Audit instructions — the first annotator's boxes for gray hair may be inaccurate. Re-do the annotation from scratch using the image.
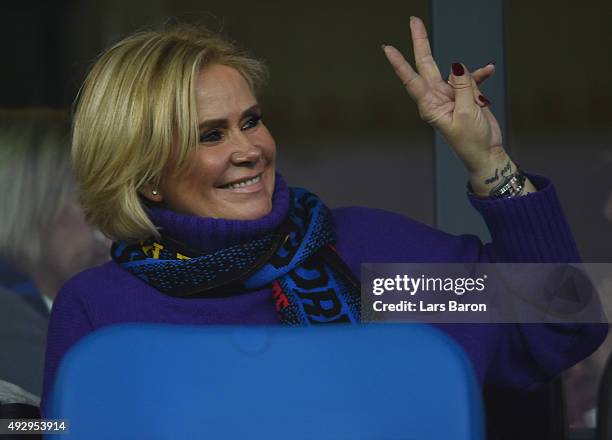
[0,109,73,272]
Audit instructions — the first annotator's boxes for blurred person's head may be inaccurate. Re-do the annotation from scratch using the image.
[72,24,274,243]
[0,109,109,301]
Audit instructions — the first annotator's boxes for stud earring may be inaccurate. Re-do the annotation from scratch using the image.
[152,189,159,196]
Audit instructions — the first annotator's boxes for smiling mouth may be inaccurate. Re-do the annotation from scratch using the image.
[218,173,262,190]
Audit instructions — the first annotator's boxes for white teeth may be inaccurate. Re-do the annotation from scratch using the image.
[222,175,261,189]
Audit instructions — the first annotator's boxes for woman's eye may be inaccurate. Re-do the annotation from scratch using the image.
[199,130,222,143]
[241,116,261,130]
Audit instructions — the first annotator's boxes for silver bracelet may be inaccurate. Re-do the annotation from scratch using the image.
[468,170,527,199]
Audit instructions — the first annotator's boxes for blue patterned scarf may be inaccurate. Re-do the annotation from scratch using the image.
[111,188,361,325]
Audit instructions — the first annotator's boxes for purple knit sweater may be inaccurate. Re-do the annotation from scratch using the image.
[41,173,607,410]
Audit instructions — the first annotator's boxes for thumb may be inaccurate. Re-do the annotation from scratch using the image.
[450,62,477,115]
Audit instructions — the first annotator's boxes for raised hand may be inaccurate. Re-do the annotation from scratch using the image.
[382,16,535,196]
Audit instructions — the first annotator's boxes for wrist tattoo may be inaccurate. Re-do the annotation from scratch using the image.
[483,160,512,185]
[500,160,512,177]
[484,168,499,184]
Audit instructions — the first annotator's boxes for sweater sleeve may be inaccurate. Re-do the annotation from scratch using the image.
[468,173,608,388]
[40,279,94,416]
[333,173,607,389]
[469,173,580,263]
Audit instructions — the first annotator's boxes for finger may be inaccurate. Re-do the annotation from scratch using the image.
[382,44,428,101]
[446,63,495,86]
[409,16,442,82]
[472,63,495,85]
[449,62,478,115]
[439,80,490,107]
[471,77,491,108]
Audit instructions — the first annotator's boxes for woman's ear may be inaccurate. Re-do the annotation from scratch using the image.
[139,182,163,203]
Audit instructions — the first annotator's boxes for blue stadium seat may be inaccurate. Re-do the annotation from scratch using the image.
[45,323,484,439]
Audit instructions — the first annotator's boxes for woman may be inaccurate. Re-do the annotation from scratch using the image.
[42,17,606,409]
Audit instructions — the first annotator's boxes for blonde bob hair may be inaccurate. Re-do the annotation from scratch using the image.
[72,24,268,242]
[0,109,73,272]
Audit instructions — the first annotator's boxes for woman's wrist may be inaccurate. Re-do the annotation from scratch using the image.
[467,152,536,198]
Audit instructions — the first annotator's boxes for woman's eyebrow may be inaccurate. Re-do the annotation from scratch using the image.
[198,104,261,131]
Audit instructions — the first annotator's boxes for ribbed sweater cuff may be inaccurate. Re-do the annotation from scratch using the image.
[468,173,580,262]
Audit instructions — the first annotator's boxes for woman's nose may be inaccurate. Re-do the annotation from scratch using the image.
[229,135,262,165]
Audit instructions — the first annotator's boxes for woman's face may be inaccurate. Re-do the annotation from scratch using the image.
[156,64,276,220]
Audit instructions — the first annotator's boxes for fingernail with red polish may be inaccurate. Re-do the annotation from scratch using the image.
[452,62,464,76]
[479,94,491,105]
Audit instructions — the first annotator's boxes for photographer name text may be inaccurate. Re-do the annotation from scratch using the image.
[370,274,488,313]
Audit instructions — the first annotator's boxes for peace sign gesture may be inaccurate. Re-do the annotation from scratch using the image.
[383,16,511,185]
